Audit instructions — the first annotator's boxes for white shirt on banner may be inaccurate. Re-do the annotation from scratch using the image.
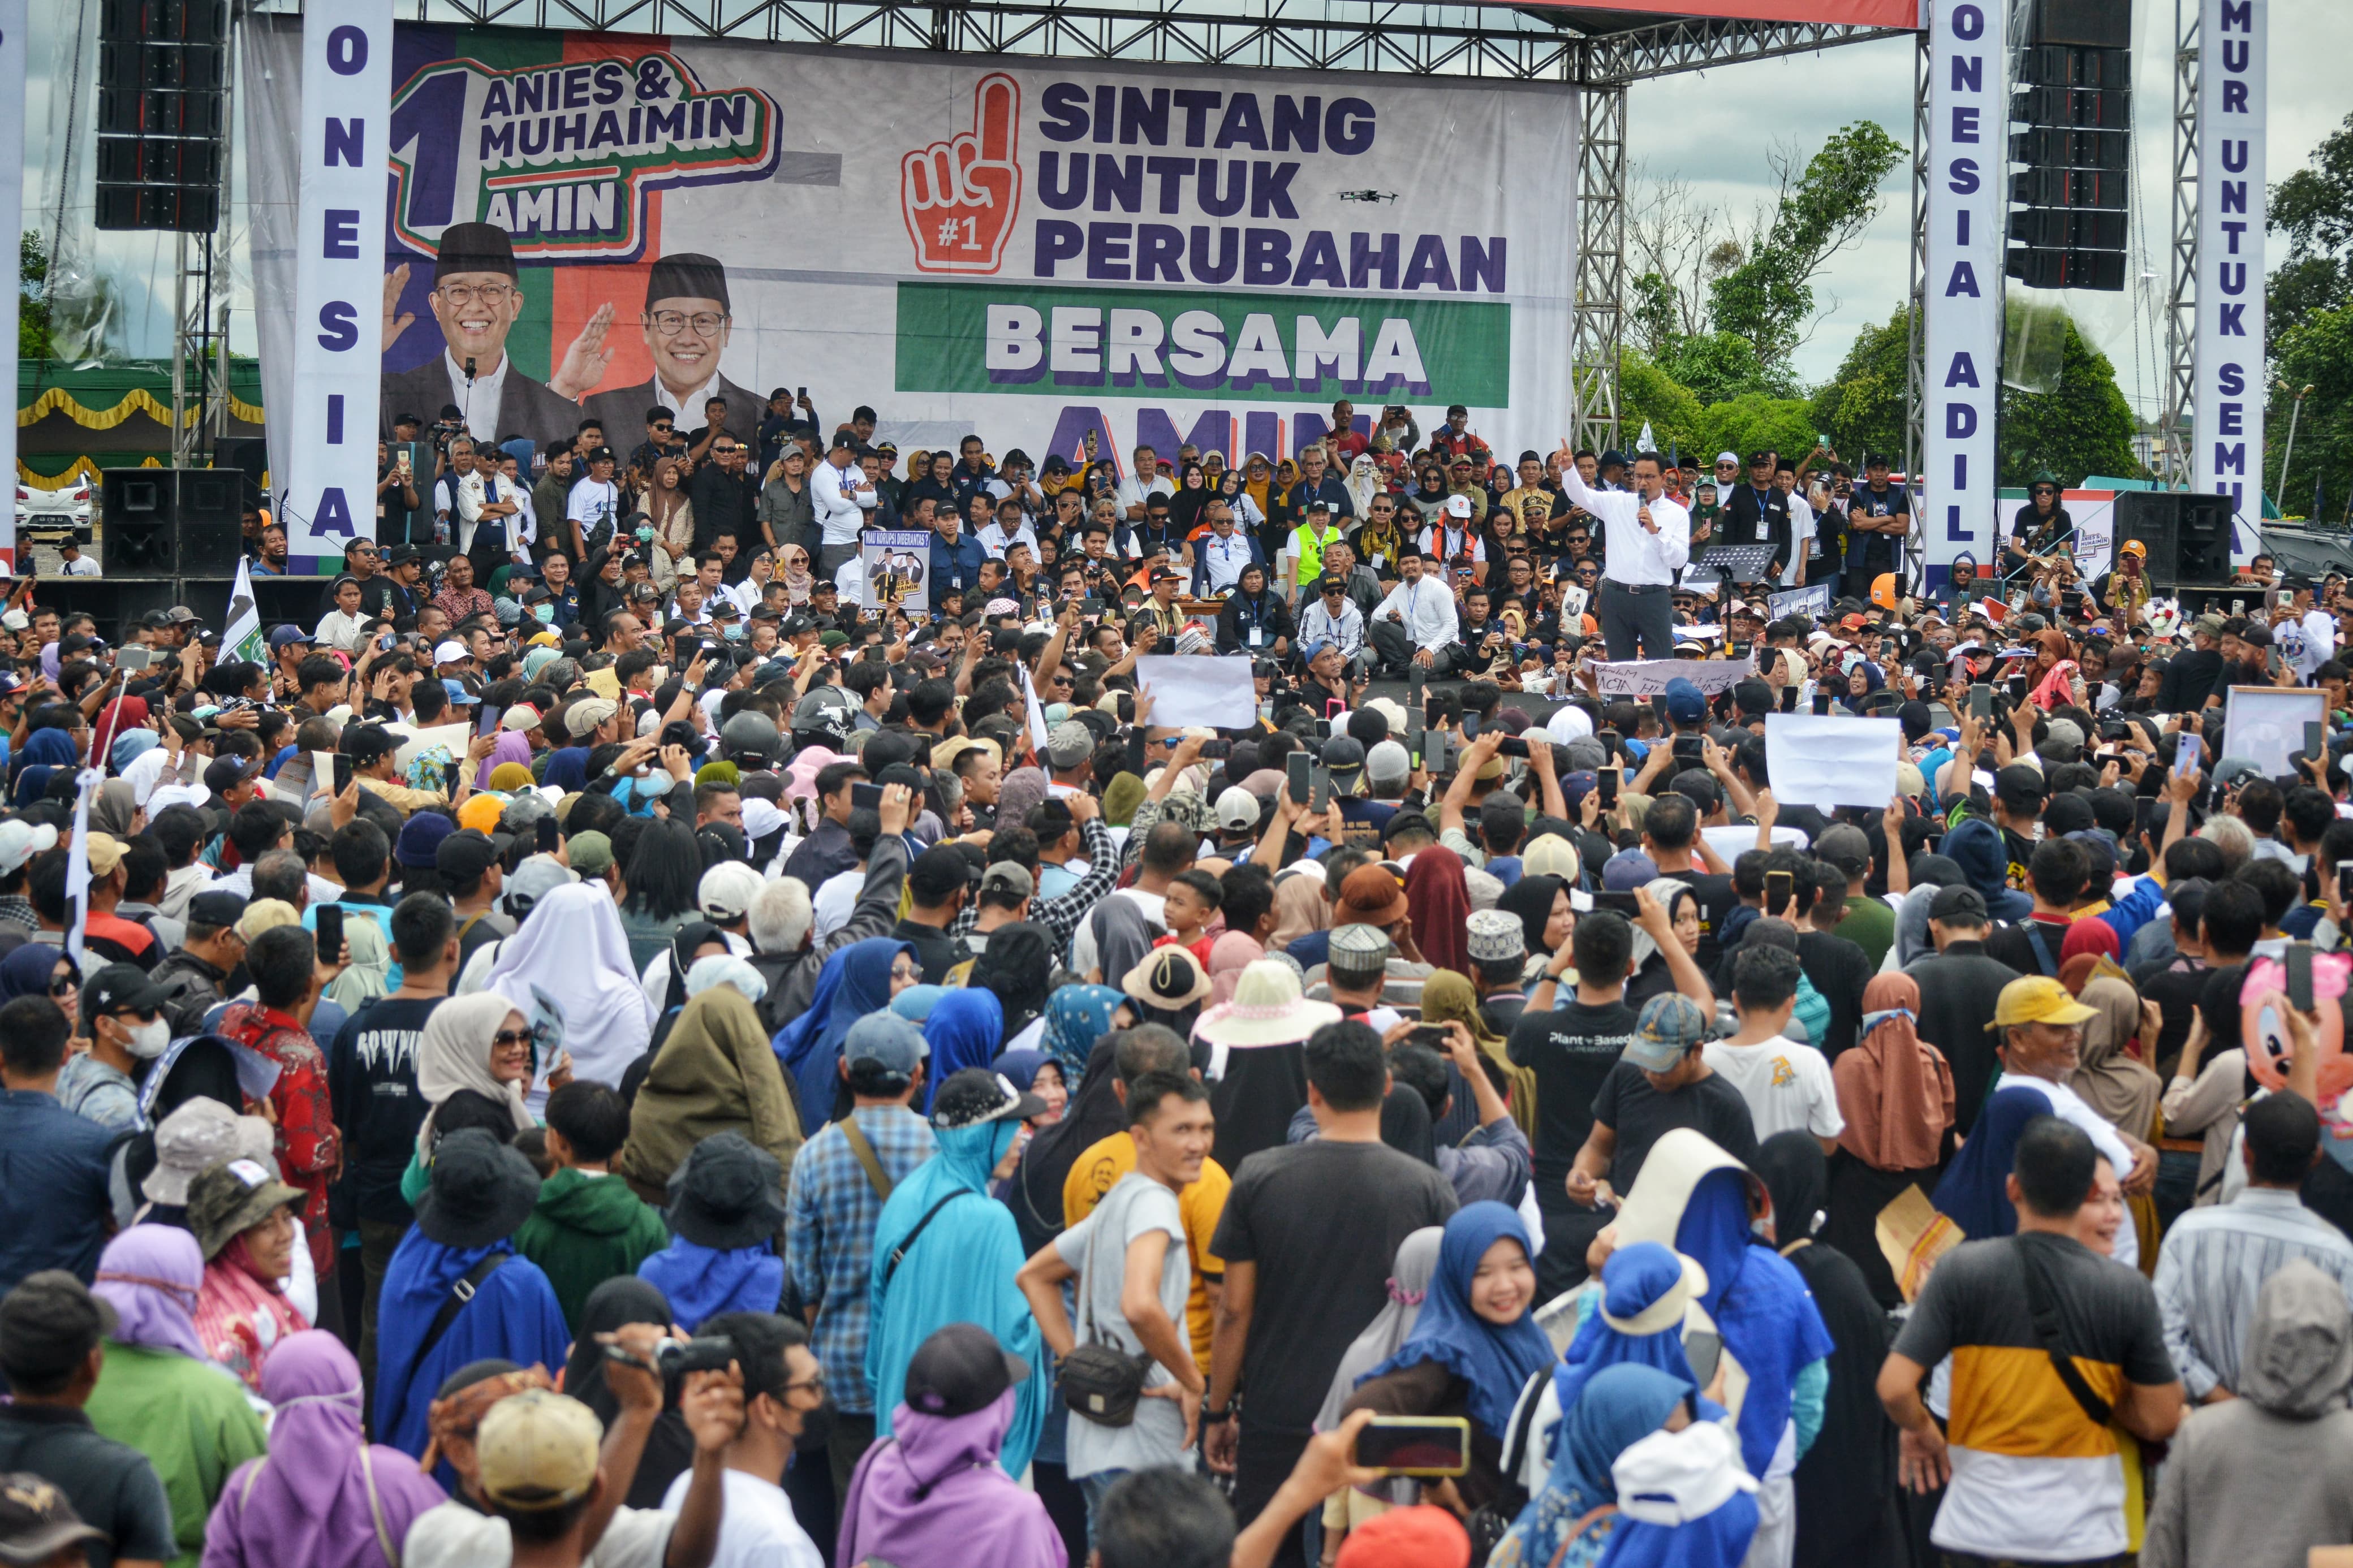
[446,352,508,444]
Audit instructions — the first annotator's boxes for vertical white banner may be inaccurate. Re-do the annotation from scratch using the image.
[284,1,393,565]
[0,0,24,568]
[2195,0,2265,558]
[1922,0,2005,589]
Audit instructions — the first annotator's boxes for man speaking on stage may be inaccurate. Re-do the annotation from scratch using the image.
[1557,442,1689,660]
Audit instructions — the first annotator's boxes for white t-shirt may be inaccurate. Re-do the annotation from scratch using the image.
[404,1500,673,1568]
[660,1467,822,1568]
[1055,1170,1194,1479]
[1701,1036,1845,1142]
[812,866,865,940]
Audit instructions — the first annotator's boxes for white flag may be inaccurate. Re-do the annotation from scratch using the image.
[224,557,266,666]
[1637,421,1657,455]
[63,767,98,967]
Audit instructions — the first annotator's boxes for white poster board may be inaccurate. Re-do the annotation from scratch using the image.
[1136,655,1256,728]
[2220,685,2324,780]
[1764,713,1901,809]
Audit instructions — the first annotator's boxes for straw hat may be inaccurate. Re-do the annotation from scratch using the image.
[1191,959,1342,1048]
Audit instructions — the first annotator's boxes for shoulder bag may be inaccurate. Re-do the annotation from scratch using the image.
[1059,1192,1152,1428]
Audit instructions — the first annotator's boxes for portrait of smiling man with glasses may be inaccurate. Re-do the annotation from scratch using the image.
[378,221,585,450]
[584,252,766,448]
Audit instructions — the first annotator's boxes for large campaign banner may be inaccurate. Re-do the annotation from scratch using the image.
[2194,0,2265,559]
[1920,0,2004,591]
[244,21,1577,541]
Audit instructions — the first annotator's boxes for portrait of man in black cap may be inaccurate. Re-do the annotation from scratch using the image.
[378,222,588,450]
[583,252,762,451]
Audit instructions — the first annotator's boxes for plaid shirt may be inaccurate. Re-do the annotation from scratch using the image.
[785,1104,936,1413]
[949,817,1117,952]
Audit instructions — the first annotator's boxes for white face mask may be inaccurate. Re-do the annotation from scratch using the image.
[123,1015,171,1059]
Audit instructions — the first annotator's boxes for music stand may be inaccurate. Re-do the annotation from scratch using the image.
[1699,545,1778,586]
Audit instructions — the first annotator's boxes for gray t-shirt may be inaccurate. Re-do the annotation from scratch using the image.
[1055,1170,1192,1479]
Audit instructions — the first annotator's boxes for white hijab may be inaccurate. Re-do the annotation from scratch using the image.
[481,882,656,1103]
[1344,453,1383,517]
[413,992,536,1159]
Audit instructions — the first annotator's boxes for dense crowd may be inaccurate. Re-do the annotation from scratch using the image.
[2,394,2352,1568]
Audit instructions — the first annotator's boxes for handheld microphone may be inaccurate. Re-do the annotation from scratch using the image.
[463,357,477,383]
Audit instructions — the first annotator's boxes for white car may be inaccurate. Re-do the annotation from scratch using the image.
[16,477,93,543]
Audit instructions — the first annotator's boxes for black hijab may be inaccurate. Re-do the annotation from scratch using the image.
[1009,1038,1124,1256]
[1379,1082,1437,1166]
[562,1278,696,1509]
[1754,1133,1902,1567]
[971,922,1054,1048]
[1495,873,1564,959]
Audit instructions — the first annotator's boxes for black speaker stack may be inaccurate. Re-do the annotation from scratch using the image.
[2117,491,2234,593]
[96,0,229,232]
[2006,0,2132,292]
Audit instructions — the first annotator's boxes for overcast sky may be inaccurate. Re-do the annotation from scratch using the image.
[21,1,2349,424]
[1628,0,2351,413]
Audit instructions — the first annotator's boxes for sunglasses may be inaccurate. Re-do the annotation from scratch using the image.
[492,1029,534,1049]
[889,962,920,982]
[652,424,674,433]
[49,975,77,996]
[1323,586,1344,596]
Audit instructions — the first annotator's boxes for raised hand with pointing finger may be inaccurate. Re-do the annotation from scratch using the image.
[903,74,1024,274]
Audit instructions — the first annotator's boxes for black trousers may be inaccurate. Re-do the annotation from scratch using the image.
[1598,577,1677,660]
[1233,1425,1314,1568]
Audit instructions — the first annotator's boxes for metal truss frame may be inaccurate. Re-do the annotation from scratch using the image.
[236,0,1913,451]
[2161,0,2199,489]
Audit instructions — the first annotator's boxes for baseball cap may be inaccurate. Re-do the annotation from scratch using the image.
[566,697,620,739]
[1661,677,1706,728]
[1928,884,1988,923]
[84,962,169,1020]
[432,640,470,666]
[186,889,249,931]
[902,1322,1031,1420]
[1989,975,2099,1031]
[696,861,765,922]
[1623,993,1709,1073]
[475,1389,603,1511]
[844,1012,928,1076]
[931,1067,1048,1130]
[1215,785,1262,832]
[0,1472,107,1565]
[566,831,614,879]
[1994,763,2048,806]
[1813,823,1872,879]
[1443,494,1472,518]
[202,755,259,797]
[1321,734,1367,794]
[267,624,311,650]
[435,828,501,887]
[81,832,127,879]
[979,862,1034,901]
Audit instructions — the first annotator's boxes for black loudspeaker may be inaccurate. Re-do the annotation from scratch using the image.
[2005,0,2133,292]
[100,468,245,577]
[2118,491,2234,592]
[95,0,228,233]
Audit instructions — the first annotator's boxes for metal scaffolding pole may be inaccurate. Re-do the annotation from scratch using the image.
[2162,0,2199,489]
[1572,81,1626,455]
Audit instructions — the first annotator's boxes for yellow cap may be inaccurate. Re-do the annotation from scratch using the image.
[476,1389,601,1511]
[1988,975,2099,1031]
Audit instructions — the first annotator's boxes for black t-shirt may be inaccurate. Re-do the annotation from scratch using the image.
[1507,997,1639,1184]
[1794,930,1872,1056]
[327,995,442,1227]
[1209,1140,1458,1434]
[1591,1062,1758,1195]
[2157,647,2226,712]
[1675,870,1740,971]
[2135,956,2209,1078]
[0,1407,176,1568]
[1845,482,1910,580]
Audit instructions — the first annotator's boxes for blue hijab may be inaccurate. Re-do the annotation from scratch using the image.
[1932,1083,2050,1240]
[921,989,1005,1113]
[1553,1242,1699,1434]
[1043,984,1127,1079]
[890,985,947,1025]
[773,937,913,1129]
[0,944,66,1003]
[372,1230,570,1467]
[992,1048,1051,1094]
[1497,1364,1696,1568]
[636,1238,785,1333]
[109,728,159,774]
[867,1118,1048,1478]
[1361,1201,1554,1439]
[1673,1168,1835,1478]
[542,746,590,793]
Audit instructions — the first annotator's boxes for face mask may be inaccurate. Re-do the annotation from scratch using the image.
[123,1015,171,1059]
[722,624,744,641]
[532,604,553,623]
[635,525,655,542]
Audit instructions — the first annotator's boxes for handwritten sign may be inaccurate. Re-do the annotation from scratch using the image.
[1592,656,1753,698]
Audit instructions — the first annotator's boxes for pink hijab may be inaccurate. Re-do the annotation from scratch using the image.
[1206,930,1264,1007]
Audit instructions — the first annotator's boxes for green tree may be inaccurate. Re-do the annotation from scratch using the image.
[1654,331,1791,406]
[19,230,50,362]
[1808,307,1912,462]
[1706,122,1907,373]
[1693,393,1817,469]
[1997,318,2140,486]
[2271,110,2353,341]
[2268,306,2353,522]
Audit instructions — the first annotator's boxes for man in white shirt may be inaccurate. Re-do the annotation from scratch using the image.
[565,447,623,560]
[1701,945,1846,1146]
[1193,506,1256,595]
[54,539,99,577]
[977,505,1040,561]
[810,431,874,577]
[1296,574,1367,670]
[658,1311,828,1568]
[1367,549,1460,676]
[1990,975,2149,1269]
[1115,443,1174,522]
[456,444,526,572]
[1558,442,1688,660]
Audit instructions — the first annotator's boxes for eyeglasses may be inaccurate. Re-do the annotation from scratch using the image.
[491,1029,533,1049]
[783,1372,827,1396]
[647,310,727,335]
[436,283,516,308]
